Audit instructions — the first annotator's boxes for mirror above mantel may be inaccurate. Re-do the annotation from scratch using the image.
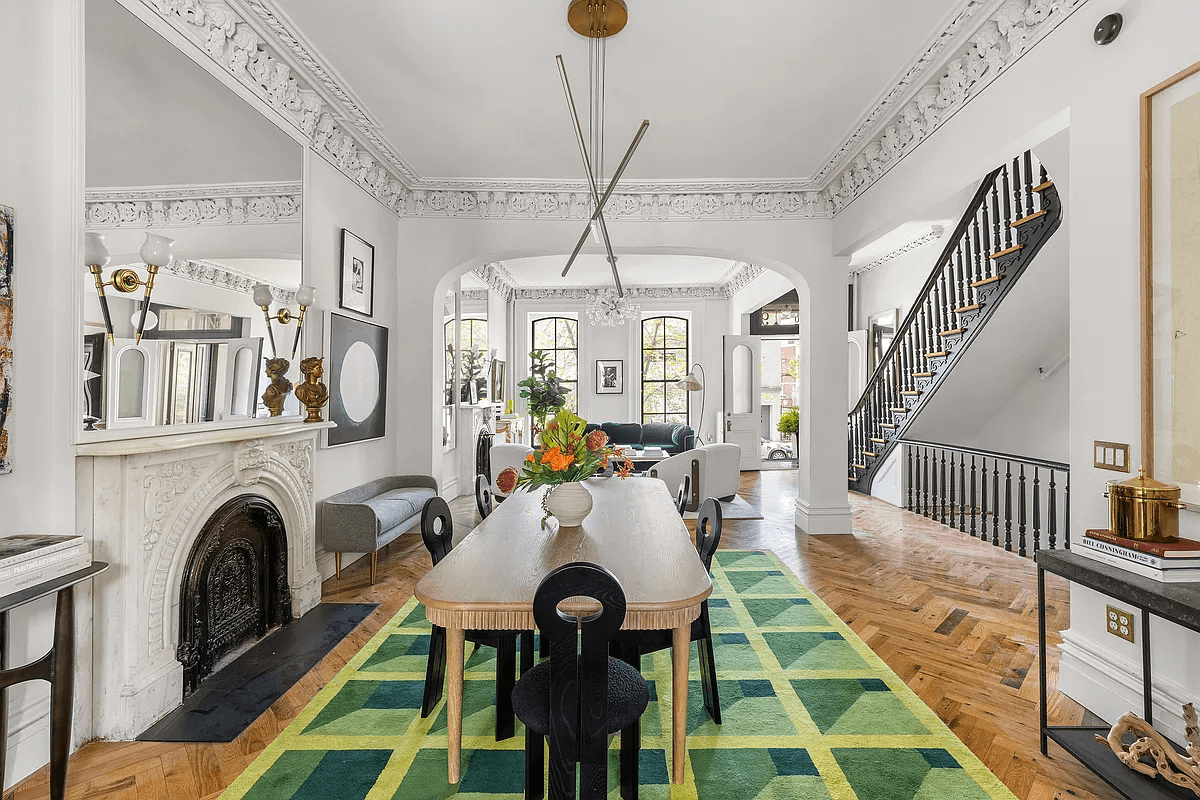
[80,0,307,437]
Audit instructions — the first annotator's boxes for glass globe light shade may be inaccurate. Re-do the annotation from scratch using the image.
[84,232,110,268]
[251,283,274,307]
[139,232,175,268]
[132,308,158,332]
[295,284,317,307]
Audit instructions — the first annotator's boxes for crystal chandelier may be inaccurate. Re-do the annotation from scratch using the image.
[585,289,640,327]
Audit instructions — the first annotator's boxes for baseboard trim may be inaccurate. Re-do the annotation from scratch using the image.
[794,498,852,534]
[1059,629,1193,744]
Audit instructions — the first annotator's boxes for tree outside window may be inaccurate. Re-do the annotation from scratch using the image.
[531,317,577,412]
[642,316,689,424]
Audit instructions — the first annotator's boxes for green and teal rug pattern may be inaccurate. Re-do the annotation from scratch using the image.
[220,550,1016,800]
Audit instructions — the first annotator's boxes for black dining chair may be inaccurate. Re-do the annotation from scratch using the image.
[613,497,723,724]
[675,473,691,517]
[475,473,494,519]
[512,562,649,800]
[419,496,534,740]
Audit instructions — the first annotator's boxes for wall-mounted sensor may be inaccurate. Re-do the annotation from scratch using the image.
[1094,13,1122,45]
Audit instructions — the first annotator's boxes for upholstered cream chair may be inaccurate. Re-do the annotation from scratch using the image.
[490,443,534,497]
[648,443,741,512]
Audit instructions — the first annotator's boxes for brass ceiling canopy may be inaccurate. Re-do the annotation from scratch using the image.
[567,0,628,39]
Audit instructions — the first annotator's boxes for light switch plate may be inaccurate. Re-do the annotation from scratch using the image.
[1094,441,1131,473]
[1106,604,1135,643]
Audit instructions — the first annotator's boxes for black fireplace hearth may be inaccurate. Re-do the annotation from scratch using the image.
[177,494,292,696]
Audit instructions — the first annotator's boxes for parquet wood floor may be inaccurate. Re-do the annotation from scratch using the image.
[8,470,1119,799]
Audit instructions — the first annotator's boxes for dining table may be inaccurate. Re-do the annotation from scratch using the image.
[414,475,713,785]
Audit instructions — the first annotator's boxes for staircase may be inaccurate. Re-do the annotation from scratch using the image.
[849,151,1061,494]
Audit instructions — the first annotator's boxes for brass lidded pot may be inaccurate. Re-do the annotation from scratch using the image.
[1107,469,1187,542]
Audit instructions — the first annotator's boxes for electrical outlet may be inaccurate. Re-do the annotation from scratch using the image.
[1106,605,1135,643]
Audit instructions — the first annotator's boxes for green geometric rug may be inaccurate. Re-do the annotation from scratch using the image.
[220,550,1016,800]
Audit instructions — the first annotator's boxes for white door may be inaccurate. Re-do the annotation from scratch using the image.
[723,335,762,470]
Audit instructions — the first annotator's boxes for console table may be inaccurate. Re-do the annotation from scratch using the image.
[1036,549,1200,799]
[0,562,108,799]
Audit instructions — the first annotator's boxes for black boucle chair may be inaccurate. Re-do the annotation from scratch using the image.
[511,562,649,800]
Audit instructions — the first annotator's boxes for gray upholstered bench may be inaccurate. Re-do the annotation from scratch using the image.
[318,475,438,583]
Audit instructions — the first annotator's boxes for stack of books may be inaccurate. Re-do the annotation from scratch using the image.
[1078,529,1200,583]
[0,535,91,597]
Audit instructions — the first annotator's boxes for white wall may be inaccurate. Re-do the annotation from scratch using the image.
[304,153,400,577]
[854,228,953,332]
[966,361,1069,461]
[0,0,86,787]
[831,0,1200,741]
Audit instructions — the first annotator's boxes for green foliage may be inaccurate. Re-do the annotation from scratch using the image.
[518,349,571,426]
[777,407,800,437]
[513,408,611,490]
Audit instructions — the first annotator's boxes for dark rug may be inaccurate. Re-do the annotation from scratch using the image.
[138,602,378,743]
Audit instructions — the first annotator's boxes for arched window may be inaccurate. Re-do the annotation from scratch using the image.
[531,317,578,411]
[641,316,689,424]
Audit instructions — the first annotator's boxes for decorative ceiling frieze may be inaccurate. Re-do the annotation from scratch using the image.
[161,258,296,303]
[850,226,945,277]
[85,181,302,228]
[133,0,1085,221]
[467,260,763,301]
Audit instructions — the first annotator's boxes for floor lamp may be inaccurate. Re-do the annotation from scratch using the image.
[676,364,705,446]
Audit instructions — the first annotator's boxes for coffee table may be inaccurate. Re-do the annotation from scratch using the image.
[415,477,712,784]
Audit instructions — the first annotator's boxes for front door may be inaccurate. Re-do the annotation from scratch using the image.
[723,335,762,470]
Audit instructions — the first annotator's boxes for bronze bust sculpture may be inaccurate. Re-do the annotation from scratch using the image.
[262,357,292,417]
[295,356,329,423]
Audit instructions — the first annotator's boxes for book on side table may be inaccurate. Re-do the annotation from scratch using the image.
[1077,529,1200,583]
[0,534,92,597]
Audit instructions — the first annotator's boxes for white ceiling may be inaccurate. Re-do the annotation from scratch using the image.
[278,0,965,183]
[499,254,739,288]
[86,0,301,188]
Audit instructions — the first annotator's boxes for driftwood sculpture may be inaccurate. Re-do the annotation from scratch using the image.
[1096,703,1200,796]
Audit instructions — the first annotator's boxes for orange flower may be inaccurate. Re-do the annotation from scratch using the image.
[525,452,536,463]
[542,447,575,472]
[616,456,634,479]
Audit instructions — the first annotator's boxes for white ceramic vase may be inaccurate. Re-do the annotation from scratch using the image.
[544,481,593,527]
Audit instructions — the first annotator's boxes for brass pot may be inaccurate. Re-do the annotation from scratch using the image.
[1106,469,1187,542]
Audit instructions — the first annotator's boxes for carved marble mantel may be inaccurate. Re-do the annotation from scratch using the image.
[76,421,330,739]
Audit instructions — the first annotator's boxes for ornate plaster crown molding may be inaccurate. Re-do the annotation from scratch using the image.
[717,262,766,298]
[471,263,517,302]
[467,260,763,301]
[161,258,296,303]
[85,181,301,228]
[849,226,945,277]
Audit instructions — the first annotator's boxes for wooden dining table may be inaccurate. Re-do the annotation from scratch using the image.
[414,475,713,785]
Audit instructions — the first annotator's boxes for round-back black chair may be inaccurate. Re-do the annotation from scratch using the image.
[675,473,691,517]
[418,497,533,740]
[612,496,724,725]
[512,563,649,800]
[475,473,494,519]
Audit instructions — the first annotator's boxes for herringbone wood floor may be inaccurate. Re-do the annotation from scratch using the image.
[8,471,1119,799]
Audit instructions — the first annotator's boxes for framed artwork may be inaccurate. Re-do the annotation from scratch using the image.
[324,311,388,447]
[596,359,623,394]
[0,205,11,474]
[339,229,374,317]
[1142,59,1200,511]
[866,308,898,375]
[490,359,505,403]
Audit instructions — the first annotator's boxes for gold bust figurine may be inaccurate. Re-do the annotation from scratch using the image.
[262,357,293,417]
[295,356,329,423]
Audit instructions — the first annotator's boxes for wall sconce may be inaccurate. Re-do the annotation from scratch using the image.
[251,283,316,360]
[83,231,174,343]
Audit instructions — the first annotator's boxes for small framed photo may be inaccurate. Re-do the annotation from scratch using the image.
[339,229,374,317]
[490,359,505,403]
[596,359,623,394]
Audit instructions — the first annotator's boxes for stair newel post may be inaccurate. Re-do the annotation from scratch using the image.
[1004,460,1013,552]
[1001,163,1014,250]
[1032,466,1041,554]
[991,461,1000,547]
[939,448,948,524]
[959,455,966,531]
[1023,150,1035,216]
[1018,463,1027,557]
[1012,156,1025,222]
[948,452,957,527]
[906,446,913,511]
[970,456,978,537]
[1048,470,1058,550]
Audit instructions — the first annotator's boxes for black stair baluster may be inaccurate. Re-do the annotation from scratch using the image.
[1004,460,1013,552]
[925,299,936,372]
[959,454,967,531]
[941,264,953,332]
[981,200,994,279]
[1033,466,1041,554]
[1048,469,1058,550]
[970,456,978,537]
[979,457,988,540]
[906,447,913,511]
[956,244,968,311]
[972,210,984,285]
[948,452,957,528]
[1023,150,1035,216]
[922,447,930,516]
[1018,463,1027,557]
[991,460,1000,547]
[939,449,948,524]
[1001,163,1013,250]
[1064,471,1071,548]
[991,180,1002,257]
[1012,156,1025,222]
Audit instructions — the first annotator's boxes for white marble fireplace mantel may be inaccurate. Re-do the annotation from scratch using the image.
[76,420,332,739]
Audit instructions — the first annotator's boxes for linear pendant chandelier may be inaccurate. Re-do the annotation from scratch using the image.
[556,0,649,297]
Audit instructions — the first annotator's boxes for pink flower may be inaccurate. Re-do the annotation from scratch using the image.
[585,429,608,452]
